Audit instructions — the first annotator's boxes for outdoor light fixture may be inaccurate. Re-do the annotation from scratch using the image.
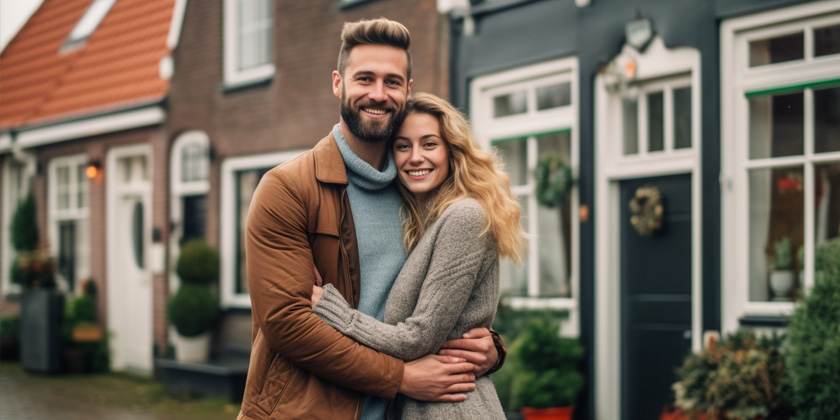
[86,161,101,179]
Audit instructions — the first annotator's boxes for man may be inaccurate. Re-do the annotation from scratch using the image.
[237,18,505,420]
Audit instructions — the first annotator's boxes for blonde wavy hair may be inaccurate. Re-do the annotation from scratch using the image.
[397,93,525,264]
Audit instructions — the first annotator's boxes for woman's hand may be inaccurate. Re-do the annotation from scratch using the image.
[311,284,323,307]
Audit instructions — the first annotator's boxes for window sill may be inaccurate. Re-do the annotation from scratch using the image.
[221,73,274,94]
[738,315,789,327]
[337,0,376,11]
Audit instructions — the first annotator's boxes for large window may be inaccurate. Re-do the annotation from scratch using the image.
[470,59,579,324]
[48,155,90,293]
[722,3,840,324]
[220,151,301,308]
[223,0,274,87]
[1,157,33,295]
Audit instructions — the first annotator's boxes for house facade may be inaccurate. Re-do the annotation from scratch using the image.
[1,0,448,376]
[445,0,840,419]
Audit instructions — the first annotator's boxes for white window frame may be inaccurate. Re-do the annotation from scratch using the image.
[220,150,303,308]
[1,154,35,296]
[721,1,840,333]
[169,131,211,292]
[470,57,580,336]
[223,0,275,87]
[47,154,90,293]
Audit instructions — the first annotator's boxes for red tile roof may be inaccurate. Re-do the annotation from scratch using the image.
[0,0,175,130]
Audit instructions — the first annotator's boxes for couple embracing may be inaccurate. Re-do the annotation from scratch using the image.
[238,17,524,420]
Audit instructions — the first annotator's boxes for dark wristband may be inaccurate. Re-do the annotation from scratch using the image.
[486,330,507,375]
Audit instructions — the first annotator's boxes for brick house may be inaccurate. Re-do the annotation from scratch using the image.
[1,0,449,378]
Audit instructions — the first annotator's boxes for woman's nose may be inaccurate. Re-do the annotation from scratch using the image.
[409,149,424,163]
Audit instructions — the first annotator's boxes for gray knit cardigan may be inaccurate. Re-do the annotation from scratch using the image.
[313,198,506,420]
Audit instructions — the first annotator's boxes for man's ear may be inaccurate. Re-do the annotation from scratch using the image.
[406,78,413,98]
[332,70,342,99]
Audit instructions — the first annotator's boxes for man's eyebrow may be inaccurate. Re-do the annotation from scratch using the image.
[351,70,406,83]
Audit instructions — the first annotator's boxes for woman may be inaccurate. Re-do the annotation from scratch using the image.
[311,92,524,419]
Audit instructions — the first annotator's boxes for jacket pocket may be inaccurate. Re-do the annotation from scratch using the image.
[256,352,297,414]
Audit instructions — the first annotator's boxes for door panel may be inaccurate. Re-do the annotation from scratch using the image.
[620,174,692,420]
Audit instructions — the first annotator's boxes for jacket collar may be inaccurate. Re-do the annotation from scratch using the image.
[313,132,348,185]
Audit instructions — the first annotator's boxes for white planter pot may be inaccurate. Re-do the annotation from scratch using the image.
[171,331,210,363]
[769,270,795,301]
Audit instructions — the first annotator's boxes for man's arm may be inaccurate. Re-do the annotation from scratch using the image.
[246,169,403,398]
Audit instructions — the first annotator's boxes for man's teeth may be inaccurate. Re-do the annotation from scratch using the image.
[364,108,386,115]
[408,170,431,176]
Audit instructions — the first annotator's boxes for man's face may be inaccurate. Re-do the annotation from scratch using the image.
[333,44,413,143]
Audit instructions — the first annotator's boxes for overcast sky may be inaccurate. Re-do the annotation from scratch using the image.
[1,0,44,52]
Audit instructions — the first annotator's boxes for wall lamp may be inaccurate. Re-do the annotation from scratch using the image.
[86,161,102,179]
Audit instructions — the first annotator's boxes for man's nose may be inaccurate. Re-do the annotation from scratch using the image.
[368,81,387,102]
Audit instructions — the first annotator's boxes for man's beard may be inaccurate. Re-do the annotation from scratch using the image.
[340,93,407,144]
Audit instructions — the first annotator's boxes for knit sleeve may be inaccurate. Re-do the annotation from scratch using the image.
[312,199,492,361]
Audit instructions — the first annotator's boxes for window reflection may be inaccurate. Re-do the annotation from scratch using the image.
[749,92,804,159]
[749,32,804,66]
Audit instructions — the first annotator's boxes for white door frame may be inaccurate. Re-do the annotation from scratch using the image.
[593,38,702,419]
[106,143,153,374]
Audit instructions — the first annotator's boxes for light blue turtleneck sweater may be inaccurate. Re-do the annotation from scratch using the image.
[333,124,405,420]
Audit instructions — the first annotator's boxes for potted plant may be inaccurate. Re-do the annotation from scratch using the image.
[61,280,108,373]
[671,330,791,420]
[511,315,585,420]
[768,237,795,300]
[785,237,840,418]
[167,240,219,362]
[11,192,64,373]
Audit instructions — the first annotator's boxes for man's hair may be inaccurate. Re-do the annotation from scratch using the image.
[337,18,412,80]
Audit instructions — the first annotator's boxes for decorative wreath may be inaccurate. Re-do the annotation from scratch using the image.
[628,185,663,236]
[534,153,573,208]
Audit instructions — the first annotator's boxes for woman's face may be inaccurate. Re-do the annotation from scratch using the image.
[393,112,450,202]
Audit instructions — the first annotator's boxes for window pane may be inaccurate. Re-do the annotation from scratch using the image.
[673,87,692,149]
[58,221,76,291]
[749,92,803,159]
[182,195,207,243]
[748,166,803,302]
[132,201,145,269]
[536,82,571,110]
[57,166,70,210]
[815,24,840,57]
[182,143,208,182]
[535,131,572,297]
[815,85,840,154]
[499,195,528,296]
[647,91,664,152]
[76,164,87,209]
[749,32,804,67]
[493,91,527,117]
[236,168,268,295]
[813,162,840,278]
[623,98,639,155]
[494,138,528,186]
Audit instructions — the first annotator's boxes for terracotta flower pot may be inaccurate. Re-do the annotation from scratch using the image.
[522,405,574,420]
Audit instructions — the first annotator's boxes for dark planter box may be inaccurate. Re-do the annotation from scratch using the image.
[20,290,64,373]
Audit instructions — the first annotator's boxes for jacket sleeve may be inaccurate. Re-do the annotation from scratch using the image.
[313,201,492,361]
[246,168,403,399]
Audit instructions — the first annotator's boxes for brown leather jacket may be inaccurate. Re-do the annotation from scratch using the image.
[237,133,404,420]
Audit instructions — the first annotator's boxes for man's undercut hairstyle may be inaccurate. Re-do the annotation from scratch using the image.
[337,18,412,80]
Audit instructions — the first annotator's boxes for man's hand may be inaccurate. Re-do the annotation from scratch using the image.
[399,354,476,402]
[438,328,497,376]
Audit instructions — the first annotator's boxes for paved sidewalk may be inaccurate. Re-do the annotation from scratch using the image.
[0,362,239,420]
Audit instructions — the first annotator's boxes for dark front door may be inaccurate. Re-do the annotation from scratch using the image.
[620,173,693,420]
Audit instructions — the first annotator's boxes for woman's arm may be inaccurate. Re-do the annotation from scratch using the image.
[312,200,493,361]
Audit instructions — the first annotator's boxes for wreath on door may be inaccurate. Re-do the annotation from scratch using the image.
[628,185,663,236]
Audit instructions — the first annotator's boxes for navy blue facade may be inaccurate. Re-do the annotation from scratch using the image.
[449,0,816,418]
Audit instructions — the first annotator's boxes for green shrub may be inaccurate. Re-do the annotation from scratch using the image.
[10,192,38,252]
[786,237,840,420]
[673,330,791,419]
[511,315,584,409]
[175,240,219,286]
[168,284,218,337]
